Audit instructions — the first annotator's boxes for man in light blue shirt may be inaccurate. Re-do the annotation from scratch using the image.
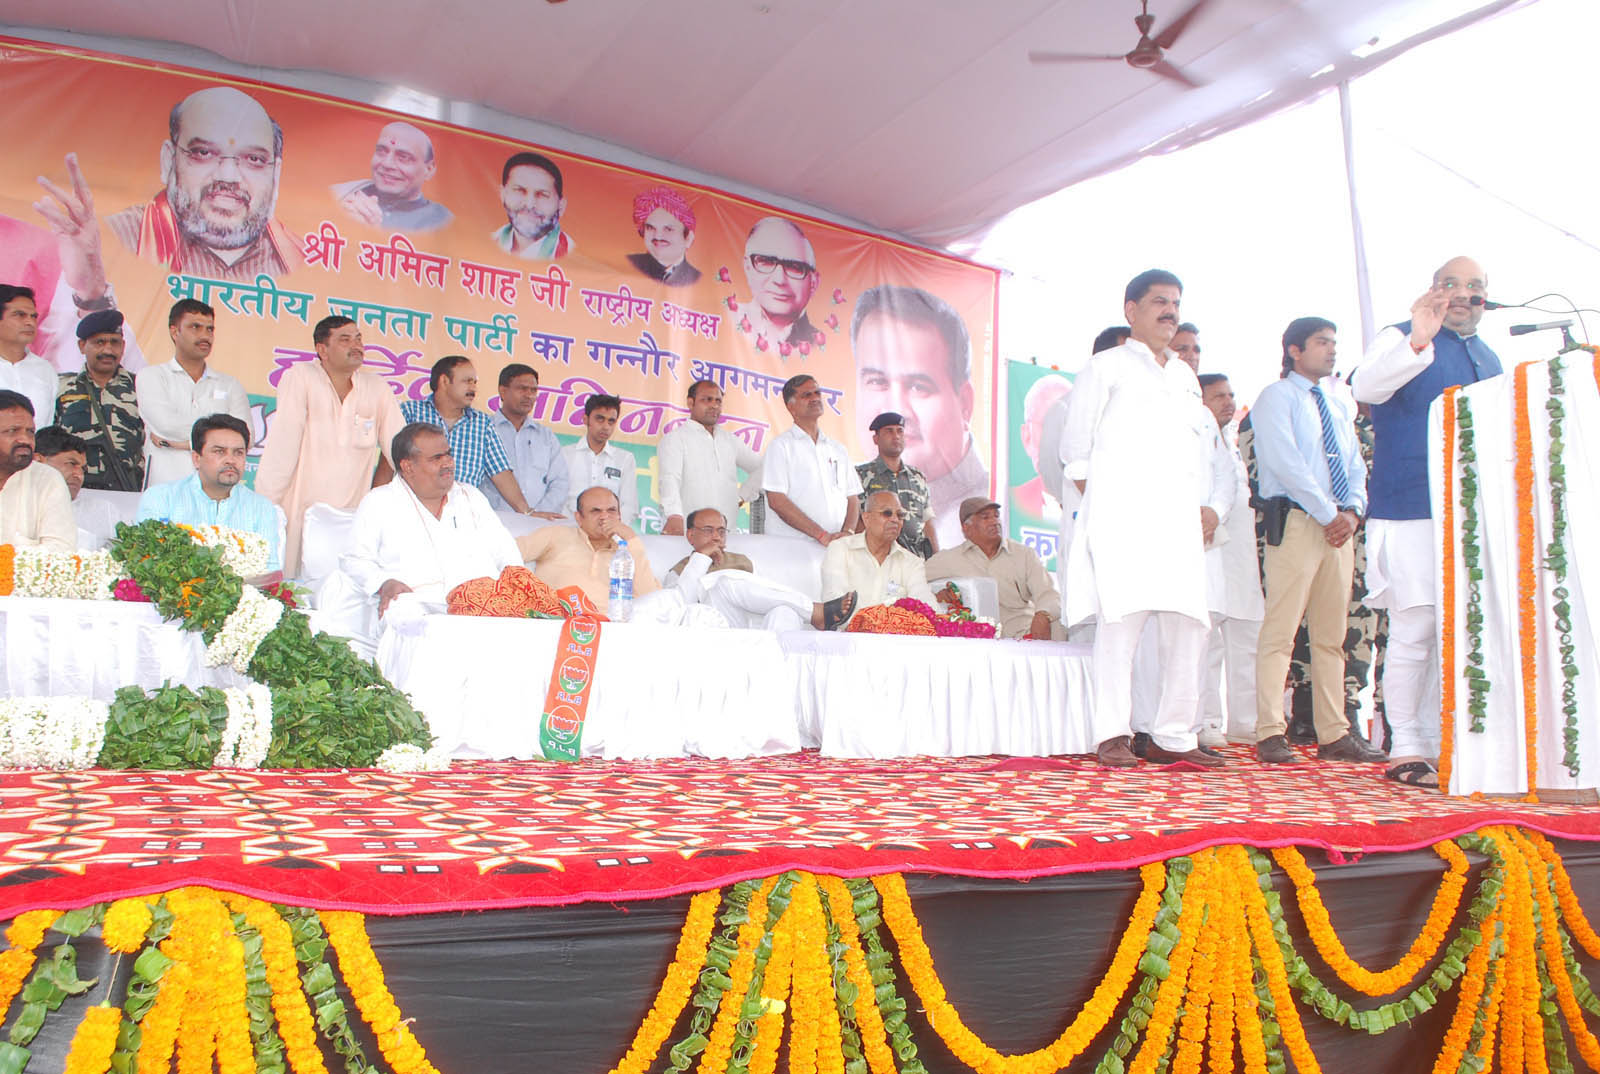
[484,363,568,518]
[1248,317,1383,767]
[138,413,283,574]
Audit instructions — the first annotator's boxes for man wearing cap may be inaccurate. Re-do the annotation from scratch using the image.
[927,498,1061,640]
[856,411,936,558]
[53,309,145,492]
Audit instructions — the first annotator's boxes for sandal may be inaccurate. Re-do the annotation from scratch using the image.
[822,591,857,631]
[1384,760,1439,788]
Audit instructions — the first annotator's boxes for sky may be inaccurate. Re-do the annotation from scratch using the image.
[977,0,1600,410]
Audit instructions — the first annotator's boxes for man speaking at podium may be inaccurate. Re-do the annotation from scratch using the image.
[1351,256,1502,788]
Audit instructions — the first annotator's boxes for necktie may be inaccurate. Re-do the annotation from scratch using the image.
[1310,385,1351,506]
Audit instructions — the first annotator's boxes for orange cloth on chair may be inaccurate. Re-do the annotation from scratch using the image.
[447,566,563,619]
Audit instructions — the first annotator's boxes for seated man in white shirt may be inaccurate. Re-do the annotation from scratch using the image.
[333,422,522,641]
[0,390,75,551]
[33,426,122,550]
[665,506,855,631]
[821,490,936,624]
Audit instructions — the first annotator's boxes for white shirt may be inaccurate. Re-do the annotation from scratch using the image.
[0,462,75,551]
[72,494,125,552]
[0,355,59,425]
[821,532,937,618]
[134,359,251,487]
[562,440,638,524]
[341,479,521,606]
[656,419,763,528]
[1060,340,1232,626]
[1206,428,1264,621]
[760,424,863,540]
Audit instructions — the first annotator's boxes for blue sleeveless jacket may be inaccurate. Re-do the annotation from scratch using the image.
[1366,321,1501,520]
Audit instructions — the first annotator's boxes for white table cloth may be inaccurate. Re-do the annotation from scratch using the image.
[377,614,801,760]
[780,632,1095,758]
[0,596,246,697]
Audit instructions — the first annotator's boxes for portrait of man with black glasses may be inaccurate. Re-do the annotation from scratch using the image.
[93,85,300,281]
[731,216,822,357]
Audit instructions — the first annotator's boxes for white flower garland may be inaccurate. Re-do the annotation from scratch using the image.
[375,743,453,773]
[214,684,275,769]
[0,697,109,769]
[179,524,271,578]
[10,548,119,600]
[203,585,285,672]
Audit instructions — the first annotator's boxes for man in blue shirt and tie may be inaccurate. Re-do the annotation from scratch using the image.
[137,413,283,575]
[1249,317,1387,767]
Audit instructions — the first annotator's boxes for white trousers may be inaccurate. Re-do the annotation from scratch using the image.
[1385,603,1440,759]
[1092,611,1207,751]
[1203,615,1261,740]
[703,574,810,632]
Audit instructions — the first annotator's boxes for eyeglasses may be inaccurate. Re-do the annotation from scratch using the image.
[748,253,815,280]
[174,142,277,173]
[1437,278,1487,295]
[872,509,908,521]
[690,525,728,537]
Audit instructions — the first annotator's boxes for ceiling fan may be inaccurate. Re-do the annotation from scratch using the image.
[1029,0,1214,89]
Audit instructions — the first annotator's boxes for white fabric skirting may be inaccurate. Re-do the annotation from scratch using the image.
[377,615,802,760]
[780,632,1095,758]
[0,595,247,697]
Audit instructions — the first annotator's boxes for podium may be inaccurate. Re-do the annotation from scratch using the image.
[1430,347,1600,797]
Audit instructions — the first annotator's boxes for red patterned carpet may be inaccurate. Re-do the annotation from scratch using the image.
[0,747,1595,916]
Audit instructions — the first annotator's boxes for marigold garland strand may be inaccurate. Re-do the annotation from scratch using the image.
[749,902,794,1074]
[1507,827,1600,1069]
[223,894,330,1074]
[604,888,720,1074]
[320,910,441,1074]
[0,908,58,1022]
[1513,361,1541,802]
[1270,840,1468,995]
[61,1004,122,1074]
[819,875,898,1074]
[1230,846,1321,1074]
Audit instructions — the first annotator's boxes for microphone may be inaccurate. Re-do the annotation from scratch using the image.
[1469,297,1511,309]
[1508,319,1574,336]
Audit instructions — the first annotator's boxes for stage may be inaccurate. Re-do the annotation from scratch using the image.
[4,748,1600,1072]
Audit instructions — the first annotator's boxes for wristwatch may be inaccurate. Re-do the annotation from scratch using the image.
[71,285,116,313]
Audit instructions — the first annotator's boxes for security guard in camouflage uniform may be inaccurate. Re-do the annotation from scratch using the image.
[856,411,937,558]
[1242,405,1387,746]
[54,310,145,492]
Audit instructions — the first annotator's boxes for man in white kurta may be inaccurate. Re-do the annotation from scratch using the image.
[135,301,250,487]
[762,374,861,544]
[664,507,853,631]
[1061,270,1226,768]
[1196,375,1264,744]
[254,316,405,577]
[560,395,638,525]
[332,423,521,647]
[657,380,762,536]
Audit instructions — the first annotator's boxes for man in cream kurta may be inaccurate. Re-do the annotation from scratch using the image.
[657,379,762,536]
[0,391,75,550]
[255,316,405,576]
[1061,270,1227,768]
[821,491,937,623]
[517,486,661,609]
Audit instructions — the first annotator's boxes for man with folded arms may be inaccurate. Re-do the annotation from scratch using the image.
[518,485,660,609]
[657,379,761,536]
[341,423,521,622]
[1249,318,1385,766]
[822,490,936,624]
[665,506,854,631]
[0,390,74,551]
[927,497,1060,640]
[483,363,567,518]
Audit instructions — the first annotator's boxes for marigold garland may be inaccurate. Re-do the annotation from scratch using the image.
[607,888,721,1074]
[819,875,897,1074]
[1438,386,1460,791]
[135,958,192,1074]
[1526,829,1600,959]
[101,897,153,955]
[0,544,13,596]
[223,894,329,1074]
[1271,841,1467,995]
[693,875,782,1074]
[1130,850,1210,1074]
[61,1004,122,1074]
[320,910,441,1074]
[0,908,58,1022]
[1512,362,1540,802]
[1229,845,1320,1074]
[749,901,794,1074]
[1506,827,1600,1070]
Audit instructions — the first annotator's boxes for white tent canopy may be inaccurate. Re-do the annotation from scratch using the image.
[0,0,1519,251]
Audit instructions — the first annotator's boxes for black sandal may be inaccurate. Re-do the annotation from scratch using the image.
[822,591,857,631]
[1384,761,1439,788]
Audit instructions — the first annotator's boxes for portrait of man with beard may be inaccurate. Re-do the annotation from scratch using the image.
[102,86,300,281]
[492,152,575,260]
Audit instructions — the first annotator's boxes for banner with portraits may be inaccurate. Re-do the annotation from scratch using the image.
[0,37,998,540]
[1005,360,1074,572]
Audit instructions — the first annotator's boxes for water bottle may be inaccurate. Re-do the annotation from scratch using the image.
[607,539,635,622]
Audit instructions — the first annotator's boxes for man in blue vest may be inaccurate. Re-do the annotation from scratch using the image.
[1351,256,1502,788]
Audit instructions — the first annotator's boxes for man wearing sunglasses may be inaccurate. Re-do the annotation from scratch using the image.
[101,86,299,281]
[733,217,821,356]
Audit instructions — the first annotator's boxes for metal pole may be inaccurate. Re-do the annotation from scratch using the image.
[1339,80,1376,348]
